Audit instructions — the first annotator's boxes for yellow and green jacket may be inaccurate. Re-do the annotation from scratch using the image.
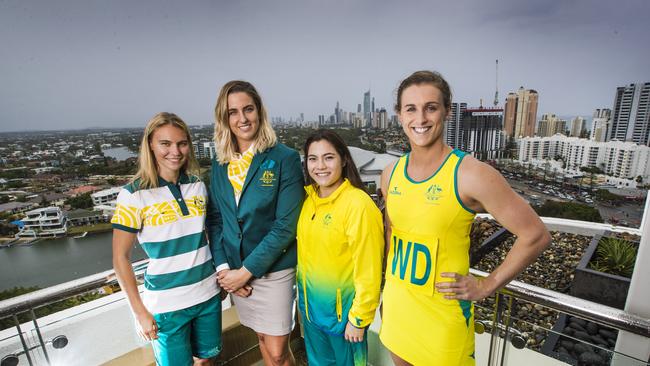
[296,179,384,335]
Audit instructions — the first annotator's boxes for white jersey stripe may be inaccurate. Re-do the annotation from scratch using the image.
[142,272,219,314]
[138,215,205,243]
[146,244,213,275]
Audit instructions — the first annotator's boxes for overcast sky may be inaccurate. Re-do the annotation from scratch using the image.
[1,0,649,132]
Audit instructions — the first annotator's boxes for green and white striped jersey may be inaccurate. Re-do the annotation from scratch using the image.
[111,174,219,314]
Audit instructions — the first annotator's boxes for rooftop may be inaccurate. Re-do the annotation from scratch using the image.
[24,207,64,216]
[65,209,102,219]
[90,187,121,198]
[0,202,35,212]
[349,146,399,174]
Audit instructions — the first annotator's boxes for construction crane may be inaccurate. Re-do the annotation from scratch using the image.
[493,59,499,107]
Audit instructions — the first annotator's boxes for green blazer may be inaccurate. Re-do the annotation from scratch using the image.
[207,143,304,278]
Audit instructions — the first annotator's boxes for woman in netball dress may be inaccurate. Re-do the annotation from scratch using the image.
[379,71,551,365]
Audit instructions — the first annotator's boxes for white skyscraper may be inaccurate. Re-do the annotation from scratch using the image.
[444,102,467,148]
[591,109,611,142]
[608,83,650,145]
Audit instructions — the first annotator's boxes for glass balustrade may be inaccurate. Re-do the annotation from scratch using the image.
[1,235,649,366]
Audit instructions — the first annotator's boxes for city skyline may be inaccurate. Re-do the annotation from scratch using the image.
[1,0,649,132]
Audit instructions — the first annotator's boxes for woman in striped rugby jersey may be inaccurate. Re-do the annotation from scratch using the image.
[112,112,222,366]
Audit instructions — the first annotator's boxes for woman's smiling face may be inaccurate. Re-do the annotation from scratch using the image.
[227,91,260,152]
[398,83,449,148]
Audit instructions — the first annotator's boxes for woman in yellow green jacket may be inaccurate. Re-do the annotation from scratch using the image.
[297,130,384,366]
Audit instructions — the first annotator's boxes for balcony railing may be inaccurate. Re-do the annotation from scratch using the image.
[1,229,649,365]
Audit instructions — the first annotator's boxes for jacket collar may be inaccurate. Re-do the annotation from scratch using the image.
[218,147,271,208]
[305,179,351,206]
[239,148,269,197]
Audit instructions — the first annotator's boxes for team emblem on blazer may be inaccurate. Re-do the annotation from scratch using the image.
[260,170,276,186]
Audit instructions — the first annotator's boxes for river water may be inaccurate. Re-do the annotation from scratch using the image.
[0,232,146,292]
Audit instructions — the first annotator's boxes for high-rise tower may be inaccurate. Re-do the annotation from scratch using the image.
[503,87,538,139]
[335,101,341,124]
[461,107,505,160]
[591,109,611,142]
[378,108,388,129]
[503,93,517,137]
[608,83,650,145]
[493,59,499,107]
[363,90,371,126]
[570,116,585,137]
[444,102,467,148]
[537,114,566,137]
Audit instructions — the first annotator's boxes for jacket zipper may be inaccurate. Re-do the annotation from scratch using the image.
[336,288,342,322]
[302,271,310,321]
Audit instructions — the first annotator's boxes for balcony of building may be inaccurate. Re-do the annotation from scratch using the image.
[31,221,65,228]
[1,213,649,366]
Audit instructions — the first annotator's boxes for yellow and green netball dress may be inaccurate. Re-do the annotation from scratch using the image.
[379,149,476,365]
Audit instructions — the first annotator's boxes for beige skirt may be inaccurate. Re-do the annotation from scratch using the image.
[231,268,296,336]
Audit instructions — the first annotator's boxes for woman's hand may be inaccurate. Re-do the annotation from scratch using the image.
[217,267,253,292]
[344,321,365,343]
[232,285,253,298]
[435,272,492,301]
[135,310,158,341]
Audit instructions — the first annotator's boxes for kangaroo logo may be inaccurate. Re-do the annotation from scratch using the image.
[260,170,276,186]
[323,213,333,226]
[425,184,443,202]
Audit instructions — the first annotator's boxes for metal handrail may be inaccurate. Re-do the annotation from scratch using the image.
[0,259,149,320]
[0,260,648,339]
[471,268,650,338]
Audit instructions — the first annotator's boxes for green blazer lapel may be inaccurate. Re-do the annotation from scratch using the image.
[240,150,269,197]
[219,163,238,211]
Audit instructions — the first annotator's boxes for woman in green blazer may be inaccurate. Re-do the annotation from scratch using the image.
[207,80,304,366]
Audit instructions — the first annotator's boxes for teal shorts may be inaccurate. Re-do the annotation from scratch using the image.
[303,317,367,366]
[152,295,222,366]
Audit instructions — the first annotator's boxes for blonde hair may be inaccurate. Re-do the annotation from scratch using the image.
[214,80,277,164]
[132,112,200,189]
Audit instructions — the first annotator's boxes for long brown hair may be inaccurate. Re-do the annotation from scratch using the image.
[214,80,277,164]
[132,112,199,189]
[303,129,366,193]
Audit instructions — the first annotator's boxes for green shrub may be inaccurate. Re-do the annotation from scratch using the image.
[589,237,637,278]
[535,201,603,223]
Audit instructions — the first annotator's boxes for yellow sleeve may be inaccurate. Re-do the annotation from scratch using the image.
[111,189,143,233]
[345,193,384,328]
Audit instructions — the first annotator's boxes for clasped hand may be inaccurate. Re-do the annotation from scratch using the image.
[435,272,491,301]
[217,268,253,298]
